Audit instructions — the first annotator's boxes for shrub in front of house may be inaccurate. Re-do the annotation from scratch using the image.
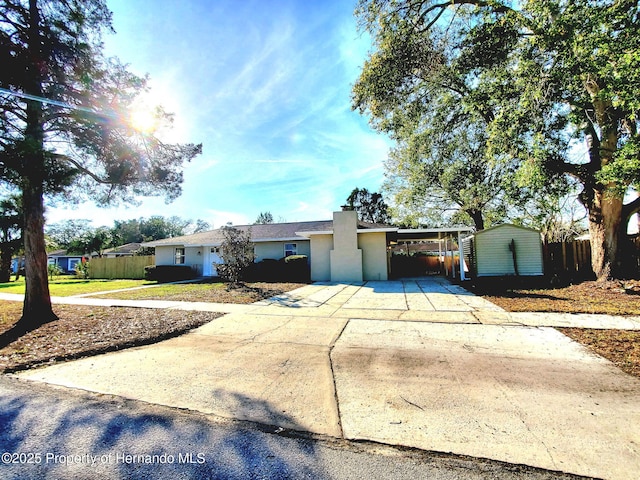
[248,255,310,282]
[245,259,279,281]
[75,259,90,279]
[215,226,255,285]
[48,263,63,279]
[144,265,196,282]
[283,255,310,282]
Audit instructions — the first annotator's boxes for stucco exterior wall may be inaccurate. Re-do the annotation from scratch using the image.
[330,211,363,282]
[475,224,543,276]
[156,241,312,277]
[184,247,202,275]
[154,246,175,265]
[358,232,388,281]
[255,241,310,262]
[153,245,202,274]
[310,234,333,282]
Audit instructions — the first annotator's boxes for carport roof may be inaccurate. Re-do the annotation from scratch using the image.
[394,227,474,242]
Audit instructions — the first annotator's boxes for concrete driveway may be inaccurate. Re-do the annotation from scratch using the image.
[13,277,640,480]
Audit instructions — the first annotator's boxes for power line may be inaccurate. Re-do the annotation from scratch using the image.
[0,87,116,119]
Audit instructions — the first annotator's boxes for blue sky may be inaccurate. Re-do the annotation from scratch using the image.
[46,0,391,228]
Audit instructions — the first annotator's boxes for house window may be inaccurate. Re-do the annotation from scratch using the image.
[68,258,80,272]
[284,243,297,257]
[175,247,185,264]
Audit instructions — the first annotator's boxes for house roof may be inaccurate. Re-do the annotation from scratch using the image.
[472,223,541,236]
[47,249,83,258]
[141,217,479,248]
[142,220,335,247]
[142,220,398,247]
[102,242,142,255]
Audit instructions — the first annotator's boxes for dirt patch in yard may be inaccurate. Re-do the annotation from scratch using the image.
[0,302,221,373]
[468,278,640,315]
[559,328,640,378]
[0,281,306,373]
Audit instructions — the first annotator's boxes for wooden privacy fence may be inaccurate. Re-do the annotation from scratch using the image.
[544,237,640,278]
[390,254,460,278]
[88,255,155,279]
[544,240,593,277]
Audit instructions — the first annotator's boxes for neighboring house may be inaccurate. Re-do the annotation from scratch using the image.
[99,242,142,258]
[143,210,473,282]
[10,256,24,274]
[47,249,84,274]
[463,224,544,277]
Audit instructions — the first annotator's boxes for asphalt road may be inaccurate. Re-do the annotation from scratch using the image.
[0,376,589,480]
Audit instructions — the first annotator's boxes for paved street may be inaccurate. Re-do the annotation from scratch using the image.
[0,376,582,480]
[4,278,640,479]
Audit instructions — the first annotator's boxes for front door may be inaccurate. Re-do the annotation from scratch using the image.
[202,247,222,276]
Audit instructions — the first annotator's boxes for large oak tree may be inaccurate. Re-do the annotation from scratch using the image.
[346,187,391,224]
[0,0,201,331]
[353,0,640,279]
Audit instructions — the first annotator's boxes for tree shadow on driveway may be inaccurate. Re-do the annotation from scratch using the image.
[0,378,321,479]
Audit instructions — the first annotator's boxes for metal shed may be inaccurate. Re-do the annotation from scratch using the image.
[463,224,544,277]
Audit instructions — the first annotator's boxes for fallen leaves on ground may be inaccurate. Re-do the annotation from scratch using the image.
[0,281,306,373]
[559,328,640,378]
[0,302,221,373]
[472,279,640,315]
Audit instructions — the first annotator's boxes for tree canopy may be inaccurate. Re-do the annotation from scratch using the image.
[0,195,22,282]
[45,215,211,254]
[346,187,391,224]
[0,0,202,328]
[353,0,640,279]
[254,211,274,224]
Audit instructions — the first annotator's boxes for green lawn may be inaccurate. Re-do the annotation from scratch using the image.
[0,277,155,296]
[94,281,227,301]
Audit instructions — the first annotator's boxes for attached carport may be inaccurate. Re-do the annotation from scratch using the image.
[388,227,474,281]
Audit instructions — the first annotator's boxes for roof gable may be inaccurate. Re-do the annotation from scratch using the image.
[474,223,541,236]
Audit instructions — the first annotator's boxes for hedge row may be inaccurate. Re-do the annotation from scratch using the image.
[245,255,310,282]
[144,265,197,282]
[143,256,310,283]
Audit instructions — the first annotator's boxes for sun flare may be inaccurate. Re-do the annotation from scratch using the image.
[129,98,158,134]
[126,81,185,142]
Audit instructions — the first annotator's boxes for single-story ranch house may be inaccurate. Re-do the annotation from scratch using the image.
[143,210,473,282]
[47,249,84,274]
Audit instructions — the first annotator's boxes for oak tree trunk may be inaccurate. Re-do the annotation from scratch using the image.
[467,209,485,231]
[587,189,624,280]
[582,80,628,281]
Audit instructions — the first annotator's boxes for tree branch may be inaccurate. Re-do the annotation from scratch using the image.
[54,153,110,185]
